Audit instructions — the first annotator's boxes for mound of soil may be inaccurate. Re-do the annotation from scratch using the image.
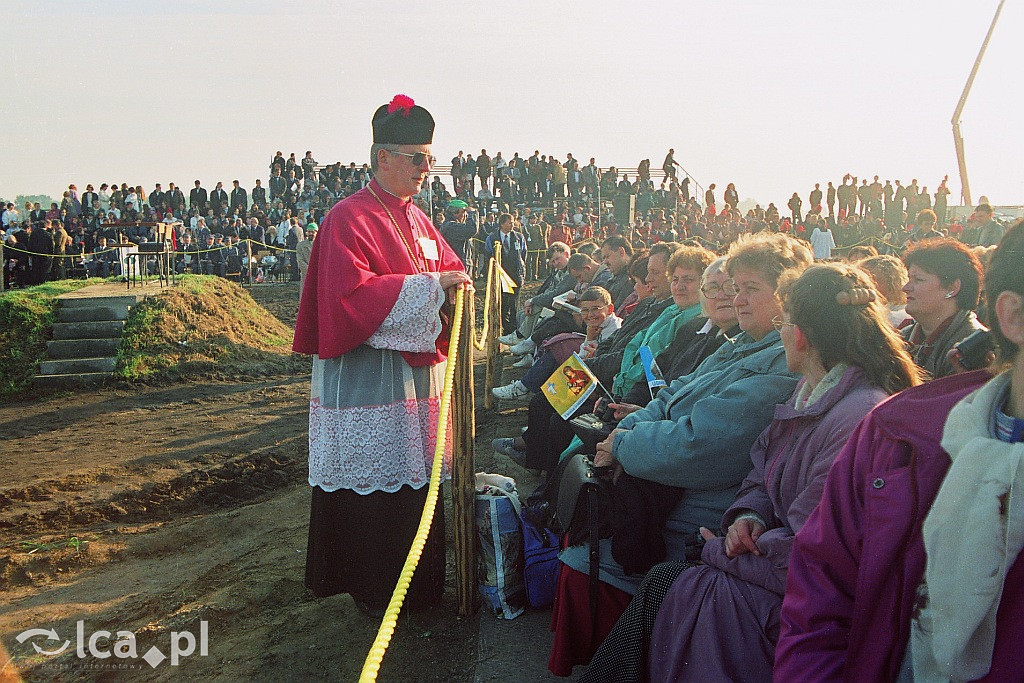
[118,276,301,382]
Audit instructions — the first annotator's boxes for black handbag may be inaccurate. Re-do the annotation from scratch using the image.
[552,453,612,633]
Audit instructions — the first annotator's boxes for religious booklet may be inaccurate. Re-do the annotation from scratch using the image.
[551,293,580,314]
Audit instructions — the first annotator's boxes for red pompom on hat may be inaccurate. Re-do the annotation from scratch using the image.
[387,94,415,116]
[372,94,434,144]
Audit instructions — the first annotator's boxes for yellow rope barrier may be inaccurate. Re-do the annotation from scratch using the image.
[1,238,298,259]
[1,245,121,259]
[358,285,466,683]
[474,257,494,351]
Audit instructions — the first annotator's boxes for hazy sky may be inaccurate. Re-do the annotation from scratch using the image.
[3,0,1021,208]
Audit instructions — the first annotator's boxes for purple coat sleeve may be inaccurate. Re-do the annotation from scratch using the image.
[721,428,775,530]
[703,407,864,597]
[773,417,876,682]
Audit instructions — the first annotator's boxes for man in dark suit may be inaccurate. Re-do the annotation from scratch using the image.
[209,182,228,216]
[270,151,285,173]
[199,234,225,276]
[189,180,208,212]
[251,179,267,210]
[86,237,118,278]
[438,199,478,271]
[269,168,286,203]
[485,213,527,335]
[27,223,54,284]
[230,180,248,215]
[225,235,245,277]
[176,234,200,274]
[149,183,165,211]
[29,202,47,228]
[167,183,186,213]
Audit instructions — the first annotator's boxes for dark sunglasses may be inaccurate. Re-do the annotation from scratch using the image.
[389,150,437,167]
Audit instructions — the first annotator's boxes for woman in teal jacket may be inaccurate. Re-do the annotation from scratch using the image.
[549,232,814,676]
[611,245,712,396]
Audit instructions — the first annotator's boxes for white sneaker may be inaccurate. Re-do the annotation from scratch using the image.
[512,354,534,368]
[498,331,522,346]
[491,437,528,465]
[492,381,530,400]
[509,338,536,355]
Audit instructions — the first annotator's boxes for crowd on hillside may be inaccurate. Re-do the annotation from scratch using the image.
[0,151,354,287]
[479,211,1024,679]
[1,144,1011,289]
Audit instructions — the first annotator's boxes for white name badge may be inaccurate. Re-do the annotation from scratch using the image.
[418,237,439,261]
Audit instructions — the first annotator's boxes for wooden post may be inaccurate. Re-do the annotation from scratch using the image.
[483,243,502,409]
[453,285,477,617]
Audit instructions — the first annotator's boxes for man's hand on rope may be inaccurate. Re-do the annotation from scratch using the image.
[439,270,473,302]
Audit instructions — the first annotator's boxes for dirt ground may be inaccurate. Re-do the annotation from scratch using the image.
[0,281,537,682]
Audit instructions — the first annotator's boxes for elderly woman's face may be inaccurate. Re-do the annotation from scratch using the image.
[701,268,738,329]
[729,266,783,341]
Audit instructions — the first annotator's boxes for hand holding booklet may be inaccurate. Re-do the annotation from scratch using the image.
[551,292,581,314]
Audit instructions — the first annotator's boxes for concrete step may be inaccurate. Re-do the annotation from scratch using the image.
[57,294,141,309]
[56,305,131,323]
[38,356,118,375]
[46,338,121,359]
[32,372,113,390]
[51,320,125,340]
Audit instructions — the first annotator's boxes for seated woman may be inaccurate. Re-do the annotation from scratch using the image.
[491,286,621,401]
[900,237,985,378]
[580,263,922,682]
[776,220,1024,681]
[548,233,813,676]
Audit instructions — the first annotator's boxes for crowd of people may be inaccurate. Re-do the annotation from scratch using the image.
[3,143,1011,291]
[474,193,1024,679]
[288,99,1023,681]
[0,153,371,287]
[7,85,1022,681]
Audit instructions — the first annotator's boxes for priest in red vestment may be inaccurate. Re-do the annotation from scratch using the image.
[293,95,472,614]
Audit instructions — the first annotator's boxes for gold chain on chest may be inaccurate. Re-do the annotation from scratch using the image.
[367,185,428,273]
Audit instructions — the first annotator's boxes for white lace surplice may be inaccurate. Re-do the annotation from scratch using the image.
[366,273,443,353]
[308,274,452,494]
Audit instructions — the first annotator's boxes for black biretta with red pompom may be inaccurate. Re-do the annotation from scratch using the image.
[372,94,434,145]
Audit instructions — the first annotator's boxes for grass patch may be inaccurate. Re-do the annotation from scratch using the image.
[19,536,91,554]
[0,279,105,399]
[116,275,298,382]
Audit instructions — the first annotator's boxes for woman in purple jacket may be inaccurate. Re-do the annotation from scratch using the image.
[581,263,922,682]
[777,220,1024,682]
